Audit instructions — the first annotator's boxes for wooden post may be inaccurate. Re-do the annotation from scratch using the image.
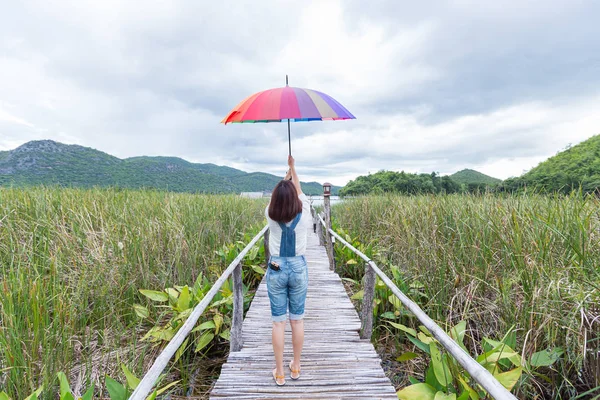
[360,263,376,339]
[324,195,335,270]
[231,263,244,352]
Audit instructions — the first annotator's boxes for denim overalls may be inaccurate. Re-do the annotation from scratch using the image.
[266,212,309,322]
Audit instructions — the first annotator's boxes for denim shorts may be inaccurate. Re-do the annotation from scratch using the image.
[266,255,308,322]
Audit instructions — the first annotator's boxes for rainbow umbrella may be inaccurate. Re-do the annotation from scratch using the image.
[222,76,355,155]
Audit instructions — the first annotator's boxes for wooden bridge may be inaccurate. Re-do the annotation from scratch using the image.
[130,203,516,400]
[210,230,398,399]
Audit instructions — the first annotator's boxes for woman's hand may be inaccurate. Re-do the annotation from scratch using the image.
[288,155,295,169]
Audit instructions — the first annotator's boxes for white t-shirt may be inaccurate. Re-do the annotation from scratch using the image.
[265,193,313,256]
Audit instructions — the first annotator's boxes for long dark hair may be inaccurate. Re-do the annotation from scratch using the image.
[268,180,302,223]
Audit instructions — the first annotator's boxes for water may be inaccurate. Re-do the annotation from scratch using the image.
[307,195,342,207]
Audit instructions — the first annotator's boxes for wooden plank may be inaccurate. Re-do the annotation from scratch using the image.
[209,231,397,399]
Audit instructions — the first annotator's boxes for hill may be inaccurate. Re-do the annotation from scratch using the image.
[450,169,501,185]
[501,134,600,194]
[0,140,336,195]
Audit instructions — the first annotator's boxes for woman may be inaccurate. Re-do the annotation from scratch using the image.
[265,155,312,386]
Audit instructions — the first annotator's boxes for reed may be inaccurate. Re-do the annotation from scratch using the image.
[0,187,266,399]
[333,192,600,398]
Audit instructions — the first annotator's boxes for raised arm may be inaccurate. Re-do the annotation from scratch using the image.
[288,155,303,195]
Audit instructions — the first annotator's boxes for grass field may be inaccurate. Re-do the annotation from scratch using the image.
[0,187,266,399]
[333,193,600,399]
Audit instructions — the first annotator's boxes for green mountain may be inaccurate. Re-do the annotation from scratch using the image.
[450,169,501,185]
[501,134,600,194]
[0,140,336,195]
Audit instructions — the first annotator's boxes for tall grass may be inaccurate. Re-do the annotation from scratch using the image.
[333,193,600,398]
[0,187,266,399]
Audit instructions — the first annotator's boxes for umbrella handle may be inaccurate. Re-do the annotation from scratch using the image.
[287,119,291,156]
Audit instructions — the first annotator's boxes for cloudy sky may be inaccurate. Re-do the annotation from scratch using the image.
[1,0,599,185]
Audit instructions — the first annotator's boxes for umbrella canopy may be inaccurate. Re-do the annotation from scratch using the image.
[221,86,355,124]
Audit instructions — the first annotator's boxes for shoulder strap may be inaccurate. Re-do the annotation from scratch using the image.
[289,212,302,230]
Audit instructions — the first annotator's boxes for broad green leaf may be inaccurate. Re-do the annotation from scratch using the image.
[165,288,179,302]
[388,295,402,309]
[418,332,434,344]
[430,342,452,388]
[219,329,231,341]
[530,348,563,367]
[24,386,43,400]
[213,314,223,335]
[351,290,364,300]
[121,364,140,390]
[105,376,127,400]
[195,331,215,352]
[139,290,168,302]
[192,320,216,333]
[480,350,518,364]
[419,326,432,335]
[457,391,470,400]
[251,264,265,275]
[177,286,191,311]
[0,392,10,400]
[62,393,75,400]
[388,321,417,337]
[397,352,419,362]
[210,297,233,308]
[450,321,467,347]
[80,386,94,400]
[408,376,421,385]
[397,383,437,400]
[346,259,357,265]
[408,334,431,355]
[57,371,71,397]
[457,376,478,400]
[493,367,522,391]
[381,311,397,319]
[434,392,456,400]
[133,304,149,319]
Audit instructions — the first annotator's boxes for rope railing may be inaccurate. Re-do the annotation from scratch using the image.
[129,224,269,400]
[314,211,517,400]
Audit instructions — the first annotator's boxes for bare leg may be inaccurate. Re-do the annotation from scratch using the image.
[290,319,304,378]
[272,321,286,384]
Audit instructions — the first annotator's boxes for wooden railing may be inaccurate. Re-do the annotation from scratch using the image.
[130,225,269,400]
[313,205,518,400]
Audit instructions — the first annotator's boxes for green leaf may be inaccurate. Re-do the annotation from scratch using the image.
[457,391,470,400]
[397,383,437,400]
[418,332,434,344]
[434,392,457,400]
[408,376,421,385]
[213,314,223,335]
[24,386,43,400]
[105,376,127,400]
[457,376,479,400]
[192,320,216,333]
[80,386,94,400]
[219,329,231,341]
[388,295,402,309]
[530,348,563,367]
[121,364,140,390]
[351,290,364,300]
[408,334,431,355]
[57,371,71,397]
[62,393,75,400]
[430,342,452,387]
[493,367,522,391]
[156,380,180,396]
[388,321,417,337]
[174,338,190,363]
[177,285,191,311]
[380,311,397,319]
[397,352,419,362]
[346,259,357,265]
[450,321,467,346]
[133,304,149,319]
[0,392,11,400]
[139,290,168,302]
[195,331,215,352]
[250,264,265,275]
[145,390,157,400]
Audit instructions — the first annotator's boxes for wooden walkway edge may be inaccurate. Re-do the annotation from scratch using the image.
[210,231,397,399]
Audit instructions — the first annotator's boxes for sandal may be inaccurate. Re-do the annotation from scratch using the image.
[273,369,286,386]
[288,361,301,380]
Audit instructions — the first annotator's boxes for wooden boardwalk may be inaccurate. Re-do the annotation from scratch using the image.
[210,231,397,399]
